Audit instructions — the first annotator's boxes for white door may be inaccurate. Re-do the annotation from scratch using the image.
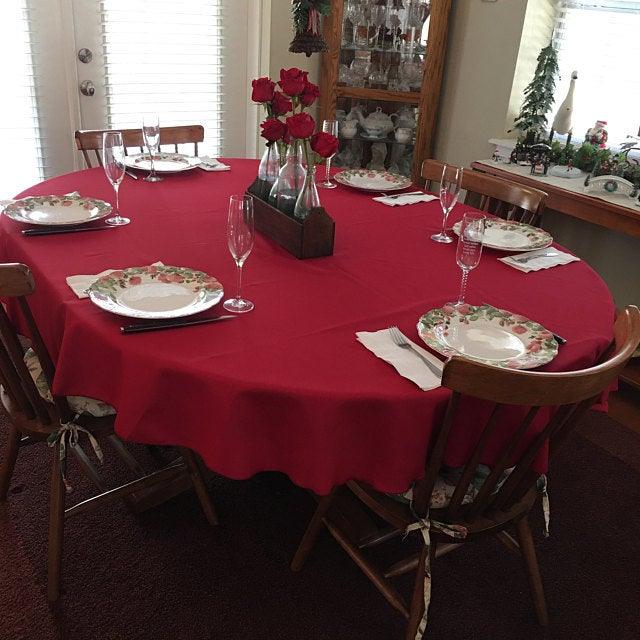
[0,0,253,196]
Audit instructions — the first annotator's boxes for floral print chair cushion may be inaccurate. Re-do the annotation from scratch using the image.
[393,464,513,508]
[24,348,115,417]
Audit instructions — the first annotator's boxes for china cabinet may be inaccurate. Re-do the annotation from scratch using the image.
[319,0,452,183]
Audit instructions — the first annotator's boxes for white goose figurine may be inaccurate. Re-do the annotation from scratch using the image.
[552,70,578,138]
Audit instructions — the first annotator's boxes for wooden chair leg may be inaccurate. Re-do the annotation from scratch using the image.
[0,424,21,501]
[291,491,336,572]
[405,544,429,639]
[515,517,549,626]
[47,443,65,602]
[178,447,218,526]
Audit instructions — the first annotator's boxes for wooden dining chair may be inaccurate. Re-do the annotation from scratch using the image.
[0,263,218,602]
[74,124,205,168]
[291,305,640,639]
[421,158,548,226]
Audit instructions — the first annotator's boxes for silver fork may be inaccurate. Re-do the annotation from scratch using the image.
[388,326,443,377]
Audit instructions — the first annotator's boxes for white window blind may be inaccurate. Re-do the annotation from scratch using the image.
[0,1,43,195]
[99,0,238,157]
[553,1,640,142]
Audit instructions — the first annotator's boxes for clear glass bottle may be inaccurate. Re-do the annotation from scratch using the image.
[258,143,280,200]
[294,166,321,220]
[272,140,306,216]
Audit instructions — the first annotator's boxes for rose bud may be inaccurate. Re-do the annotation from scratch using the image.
[251,77,276,103]
[260,118,287,142]
[271,91,293,116]
[310,131,339,158]
[278,67,308,97]
[300,80,320,107]
[285,113,316,139]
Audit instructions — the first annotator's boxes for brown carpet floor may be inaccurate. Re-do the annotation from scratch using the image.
[1,409,639,640]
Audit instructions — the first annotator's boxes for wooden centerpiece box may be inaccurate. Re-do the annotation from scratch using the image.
[246,178,335,260]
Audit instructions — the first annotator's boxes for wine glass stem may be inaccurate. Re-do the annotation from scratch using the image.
[235,263,243,300]
[149,146,156,178]
[441,208,449,234]
[114,183,120,219]
[458,269,469,305]
[325,157,332,184]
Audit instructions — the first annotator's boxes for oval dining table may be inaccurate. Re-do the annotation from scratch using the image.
[0,159,616,495]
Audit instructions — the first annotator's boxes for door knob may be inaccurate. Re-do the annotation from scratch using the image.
[80,80,95,97]
[78,48,93,63]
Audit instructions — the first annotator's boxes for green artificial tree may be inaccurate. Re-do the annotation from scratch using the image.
[513,42,559,145]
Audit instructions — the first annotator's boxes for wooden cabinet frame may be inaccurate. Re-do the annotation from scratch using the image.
[319,0,452,183]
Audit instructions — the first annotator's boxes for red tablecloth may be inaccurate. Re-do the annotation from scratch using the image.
[1,160,615,494]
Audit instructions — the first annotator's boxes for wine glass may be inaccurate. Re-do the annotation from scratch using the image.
[372,4,387,49]
[454,212,485,306]
[319,120,339,189]
[102,131,130,226]
[142,113,162,183]
[431,164,463,243]
[344,0,360,48]
[223,195,255,314]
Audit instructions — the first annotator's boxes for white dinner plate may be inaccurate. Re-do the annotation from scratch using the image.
[417,303,558,370]
[3,195,112,226]
[334,169,412,192]
[88,265,224,320]
[124,153,201,174]
[453,218,553,252]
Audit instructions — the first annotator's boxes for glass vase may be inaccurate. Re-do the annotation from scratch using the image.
[272,140,306,216]
[294,166,320,221]
[257,143,280,200]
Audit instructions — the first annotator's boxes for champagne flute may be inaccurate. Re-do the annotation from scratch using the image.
[142,113,162,183]
[223,195,255,314]
[431,163,463,243]
[319,120,339,189]
[454,212,485,306]
[102,131,130,226]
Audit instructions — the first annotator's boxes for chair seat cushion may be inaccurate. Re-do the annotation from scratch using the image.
[393,464,513,509]
[24,348,115,418]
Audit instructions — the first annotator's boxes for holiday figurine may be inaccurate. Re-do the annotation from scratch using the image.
[549,70,577,146]
[586,120,608,148]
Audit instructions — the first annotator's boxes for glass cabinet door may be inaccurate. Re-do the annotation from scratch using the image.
[332,0,431,176]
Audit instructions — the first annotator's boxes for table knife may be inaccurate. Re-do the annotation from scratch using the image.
[121,314,237,334]
[379,191,423,200]
[23,225,115,237]
[512,250,560,264]
[125,170,139,180]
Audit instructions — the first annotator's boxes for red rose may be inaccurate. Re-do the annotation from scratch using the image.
[278,67,308,97]
[512,325,527,334]
[300,80,320,107]
[310,131,339,158]
[251,77,275,103]
[271,91,292,116]
[286,113,316,139]
[457,303,472,315]
[260,118,287,143]
[128,276,142,285]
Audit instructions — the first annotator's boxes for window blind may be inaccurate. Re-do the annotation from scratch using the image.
[99,0,236,157]
[553,1,640,142]
[0,1,43,195]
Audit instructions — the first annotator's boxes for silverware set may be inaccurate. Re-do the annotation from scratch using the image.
[388,326,443,376]
[121,314,237,334]
[512,250,560,264]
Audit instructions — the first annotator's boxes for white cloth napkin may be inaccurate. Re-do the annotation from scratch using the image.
[356,329,443,391]
[499,248,580,273]
[372,192,438,207]
[197,157,231,172]
[66,261,164,299]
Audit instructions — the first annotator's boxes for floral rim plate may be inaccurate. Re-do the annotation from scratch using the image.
[88,265,224,320]
[3,195,112,226]
[334,169,412,192]
[417,303,558,370]
[124,153,201,173]
[452,218,553,252]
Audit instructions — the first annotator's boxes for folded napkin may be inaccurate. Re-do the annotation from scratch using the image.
[197,157,231,172]
[356,329,443,391]
[372,192,438,207]
[66,261,164,299]
[499,248,580,273]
